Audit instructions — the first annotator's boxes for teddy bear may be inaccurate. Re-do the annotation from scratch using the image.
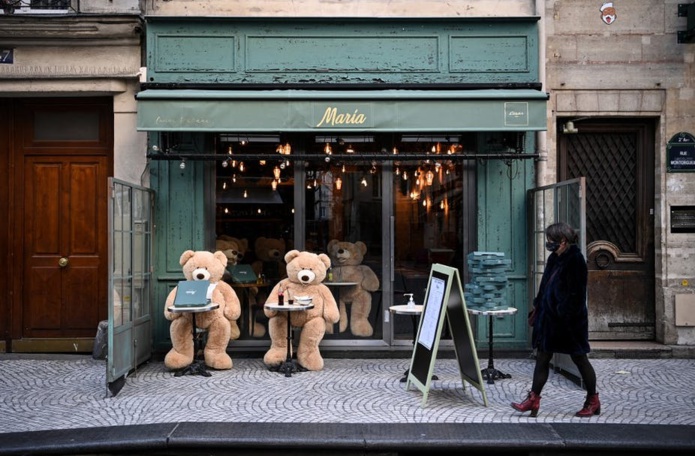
[263,250,340,371]
[326,240,380,337]
[216,235,249,266]
[164,250,242,371]
[251,236,287,283]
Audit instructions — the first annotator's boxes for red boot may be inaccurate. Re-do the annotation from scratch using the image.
[576,393,601,417]
[511,391,541,417]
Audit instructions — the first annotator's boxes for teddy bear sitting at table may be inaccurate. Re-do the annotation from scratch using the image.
[326,239,380,337]
[263,250,339,371]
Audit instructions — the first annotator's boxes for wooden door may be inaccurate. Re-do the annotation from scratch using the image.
[559,119,655,340]
[12,99,111,344]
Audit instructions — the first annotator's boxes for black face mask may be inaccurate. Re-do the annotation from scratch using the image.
[546,241,561,252]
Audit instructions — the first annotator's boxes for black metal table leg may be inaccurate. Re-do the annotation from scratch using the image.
[480,314,510,384]
[175,313,211,377]
[270,313,306,377]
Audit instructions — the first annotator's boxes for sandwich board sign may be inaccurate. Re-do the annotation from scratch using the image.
[406,264,488,407]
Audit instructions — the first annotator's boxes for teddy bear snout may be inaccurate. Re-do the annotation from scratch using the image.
[193,268,211,281]
[298,270,316,283]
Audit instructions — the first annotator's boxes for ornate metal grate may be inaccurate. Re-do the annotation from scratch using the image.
[566,133,637,253]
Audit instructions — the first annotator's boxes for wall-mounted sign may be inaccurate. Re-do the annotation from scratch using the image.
[1,49,14,64]
[667,132,695,172]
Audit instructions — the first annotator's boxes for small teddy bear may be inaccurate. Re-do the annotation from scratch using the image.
[164,250,242,371]
[263,250,340,371]
[216,235,249,267]
[326,240,380,337]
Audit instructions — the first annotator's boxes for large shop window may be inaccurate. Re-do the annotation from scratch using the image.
[213,133,476,343]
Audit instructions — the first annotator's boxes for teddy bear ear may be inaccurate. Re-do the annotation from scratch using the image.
[355,241,368,255]
[214,250,228,267]
[284,249,300,263]
[318,253,331,269]
[240,238,248,251]
[327,239,339,251]
[179,250,195,266]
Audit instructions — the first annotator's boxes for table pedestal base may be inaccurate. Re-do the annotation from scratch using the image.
[481,364,511,384]
[175,360,211,377]
[271,359,307,378]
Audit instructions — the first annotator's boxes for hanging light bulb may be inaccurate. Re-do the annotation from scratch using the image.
[221,159,229,168]
[324,143,332,155]
[431,144,436,153]
[227,145,233,155]
[346,144,355,154]
[395,166,400,176]
[276,144,283,154]
[243,189,248,198]
[440,200,445,209]
[239,161,245,172]
[222,181,227,190]
[231,159,237,168]
[392,146,399,154]
[403,170,408,180]
[341,164,346,173]
[179,159,186,170]
[271,179,278,191]
[423,198,427,207]
[273,166,281,180]
[232,174,237,183]
[335,176,342,190]
[283,143,292,155]
[360,176,368,187]
[224,207,229,214]
[425,170,434,186]
[370,161,377,174]
[259,159,266,166]
[257,208,262,214]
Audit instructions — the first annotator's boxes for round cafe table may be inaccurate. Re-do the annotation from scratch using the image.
[467,306,518,384]
[167,302,220,377]
[389,304,438,383]
[264,301,314,377]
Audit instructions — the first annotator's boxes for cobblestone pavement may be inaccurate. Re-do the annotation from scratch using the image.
[1,356,694,434]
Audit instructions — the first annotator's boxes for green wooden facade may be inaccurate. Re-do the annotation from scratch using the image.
[142,17,544,352]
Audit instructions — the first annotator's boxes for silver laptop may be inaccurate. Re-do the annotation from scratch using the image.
[173,280,211,307]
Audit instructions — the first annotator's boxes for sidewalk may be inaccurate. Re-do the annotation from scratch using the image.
[0,354,694,454]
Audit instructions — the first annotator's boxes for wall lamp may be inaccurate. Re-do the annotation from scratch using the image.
[561,117,590,134]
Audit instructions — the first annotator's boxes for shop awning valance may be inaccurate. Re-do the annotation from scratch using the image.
[136,89,548,133]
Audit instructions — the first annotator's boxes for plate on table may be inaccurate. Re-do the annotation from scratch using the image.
[294,296,312,304]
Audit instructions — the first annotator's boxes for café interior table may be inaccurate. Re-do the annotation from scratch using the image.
[230,280,271,337]
[323,280,358,332]
[264,301,315,377]
[467,306,518,384]
[389,304,438,383]
[167,302,220,377]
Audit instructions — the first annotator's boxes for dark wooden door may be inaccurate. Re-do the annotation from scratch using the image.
[559,119,655,340]
[12,99,111,342]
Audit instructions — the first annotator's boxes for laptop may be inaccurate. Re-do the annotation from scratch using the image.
[173,280,211,307]
[227,264,258,284]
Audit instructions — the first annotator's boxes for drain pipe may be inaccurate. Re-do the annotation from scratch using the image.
[535,0,548,186]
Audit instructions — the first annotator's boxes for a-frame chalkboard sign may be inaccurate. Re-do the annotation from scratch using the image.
[406,264,488,407]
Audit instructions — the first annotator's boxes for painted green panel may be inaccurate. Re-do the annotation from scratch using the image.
[475,132,535,349]
[145,18,539,85]
[155,35,236,73]
[151,149,207,352]
[246,36,439,73]
[450,36,529,73]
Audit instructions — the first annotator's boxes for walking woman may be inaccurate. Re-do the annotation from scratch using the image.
[511,222,600,418]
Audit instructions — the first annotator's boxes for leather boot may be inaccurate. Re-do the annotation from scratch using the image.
[575,393,601,417]
[511,391,541,417]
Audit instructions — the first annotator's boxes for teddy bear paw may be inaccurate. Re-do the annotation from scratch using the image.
[204,351,233,370]
[164,349,194,370]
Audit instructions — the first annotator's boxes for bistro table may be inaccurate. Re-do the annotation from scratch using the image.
[264,301,315,377]
[167,302,220,377]
[467,306,518,384]
[324,280,358,333]
[230,281,271,337]
[389,303,438,383]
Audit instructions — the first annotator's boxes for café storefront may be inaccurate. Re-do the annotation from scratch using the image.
[136,17,548,353]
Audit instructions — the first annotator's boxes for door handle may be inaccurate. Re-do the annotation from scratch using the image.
[58,257,69,268]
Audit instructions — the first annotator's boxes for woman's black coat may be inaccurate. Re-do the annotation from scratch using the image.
[532,244,590,355]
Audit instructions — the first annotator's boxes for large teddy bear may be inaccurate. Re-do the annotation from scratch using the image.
[251,236,287,282]
[164,250,242,371]
[326,240,380,337]
[263,250,340,371]
[216,235,249,266]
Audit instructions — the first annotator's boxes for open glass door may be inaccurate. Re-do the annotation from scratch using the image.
[527,177,586,379]
[107,179,154,397]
